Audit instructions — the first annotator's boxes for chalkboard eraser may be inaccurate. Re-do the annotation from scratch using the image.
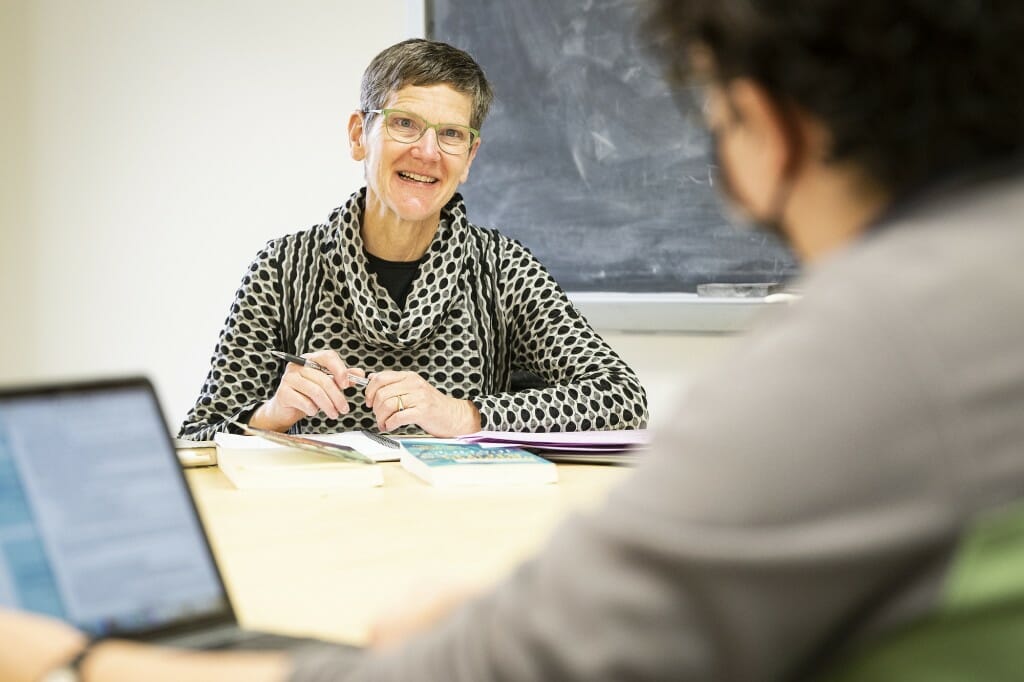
[696,282,782,298]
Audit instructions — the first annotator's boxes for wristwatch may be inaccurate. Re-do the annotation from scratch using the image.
[39,642,95,682]
[39,666,79,682]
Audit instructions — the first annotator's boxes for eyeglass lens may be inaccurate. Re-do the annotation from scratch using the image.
[382,110,474,153]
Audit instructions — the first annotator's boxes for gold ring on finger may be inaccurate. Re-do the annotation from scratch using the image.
[396,395,405,411]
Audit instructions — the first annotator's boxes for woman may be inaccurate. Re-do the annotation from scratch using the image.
[179,39,647,439]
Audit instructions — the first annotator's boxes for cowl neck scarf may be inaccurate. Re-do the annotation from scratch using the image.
[325,188,474,350]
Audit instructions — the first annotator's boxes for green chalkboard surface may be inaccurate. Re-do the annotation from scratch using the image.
[428,0,799,293]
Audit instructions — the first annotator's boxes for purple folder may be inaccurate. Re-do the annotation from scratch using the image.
[457,429,651,455]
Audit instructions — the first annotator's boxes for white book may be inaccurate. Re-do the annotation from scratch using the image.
[214,431,398,490]
[214,431,403,462]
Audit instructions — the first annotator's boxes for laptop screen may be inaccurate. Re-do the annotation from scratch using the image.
[0,379,228,637]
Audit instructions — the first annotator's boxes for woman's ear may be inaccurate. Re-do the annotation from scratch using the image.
[458,138,482,183]
[348,111,367,161]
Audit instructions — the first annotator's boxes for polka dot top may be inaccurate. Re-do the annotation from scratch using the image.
[178,189,649,439]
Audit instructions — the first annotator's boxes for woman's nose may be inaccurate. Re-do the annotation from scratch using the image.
[411,127,443,159]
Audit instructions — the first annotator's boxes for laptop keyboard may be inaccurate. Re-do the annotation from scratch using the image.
[158,624,313,651]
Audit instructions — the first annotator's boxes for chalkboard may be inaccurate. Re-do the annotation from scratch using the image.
[427,0,799,293]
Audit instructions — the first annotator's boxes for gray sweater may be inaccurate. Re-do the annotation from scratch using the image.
[290,170,1024,681]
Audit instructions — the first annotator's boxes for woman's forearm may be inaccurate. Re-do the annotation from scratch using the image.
[83,641,290,682]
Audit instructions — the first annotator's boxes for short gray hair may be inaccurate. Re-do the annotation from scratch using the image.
[360,39,494,132]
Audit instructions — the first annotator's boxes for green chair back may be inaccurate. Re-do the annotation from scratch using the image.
[817,500,1024,681]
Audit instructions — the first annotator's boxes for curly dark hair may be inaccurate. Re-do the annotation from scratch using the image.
[644,0,1024,195]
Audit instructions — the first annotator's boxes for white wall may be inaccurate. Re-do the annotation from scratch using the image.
[2,0,740,430]
[1,1,32,380]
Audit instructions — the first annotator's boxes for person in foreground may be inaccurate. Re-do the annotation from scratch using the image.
[5,0,1024,680]
[178,38,647,440]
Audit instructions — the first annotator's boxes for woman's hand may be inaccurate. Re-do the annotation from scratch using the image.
[365,371,481,437]
[0,608,289,682]
[249,351,366,432]
[0,608,86,682]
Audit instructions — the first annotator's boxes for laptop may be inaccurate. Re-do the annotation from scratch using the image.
[0,376,330,650]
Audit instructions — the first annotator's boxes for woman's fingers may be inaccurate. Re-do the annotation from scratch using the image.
[360,371,478,436]
[301,351,359,410]
[364,370,408,408]
[380,391,421,432]
[277,390,320,419]
[366,372,423,430]
[278,357,351,419]
[259,356,478,435]
[288,372,344,418]
[310,350,364,390]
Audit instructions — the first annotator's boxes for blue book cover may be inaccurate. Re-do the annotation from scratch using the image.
[399,441,558,487]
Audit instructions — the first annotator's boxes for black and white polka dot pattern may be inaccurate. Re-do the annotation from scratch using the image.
[178,189,648,439]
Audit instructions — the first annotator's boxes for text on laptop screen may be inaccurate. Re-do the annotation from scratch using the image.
[0,385,226,635]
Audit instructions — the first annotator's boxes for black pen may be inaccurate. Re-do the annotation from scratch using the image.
[269,350,369,387]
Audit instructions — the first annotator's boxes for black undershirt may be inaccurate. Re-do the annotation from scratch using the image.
[364,250,425,310]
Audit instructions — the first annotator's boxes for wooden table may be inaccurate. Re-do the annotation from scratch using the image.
[185,461,630,645]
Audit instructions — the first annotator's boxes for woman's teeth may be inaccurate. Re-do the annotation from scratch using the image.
[399,171,437,183]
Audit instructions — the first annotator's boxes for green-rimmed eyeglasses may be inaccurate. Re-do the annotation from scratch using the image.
[363,108,480,155]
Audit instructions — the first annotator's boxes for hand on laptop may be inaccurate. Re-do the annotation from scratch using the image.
[0,607,85,682]
[0,607,291,682]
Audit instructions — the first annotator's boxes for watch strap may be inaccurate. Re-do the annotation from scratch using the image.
[40,637,104,682]
[65,640,95,672]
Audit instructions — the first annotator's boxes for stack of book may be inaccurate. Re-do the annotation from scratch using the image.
[455,429,651,465]
[211,427,649,490]
[213,430,401,489]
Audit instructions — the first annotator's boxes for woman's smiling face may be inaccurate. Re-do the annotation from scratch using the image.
[350,83,480,226]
